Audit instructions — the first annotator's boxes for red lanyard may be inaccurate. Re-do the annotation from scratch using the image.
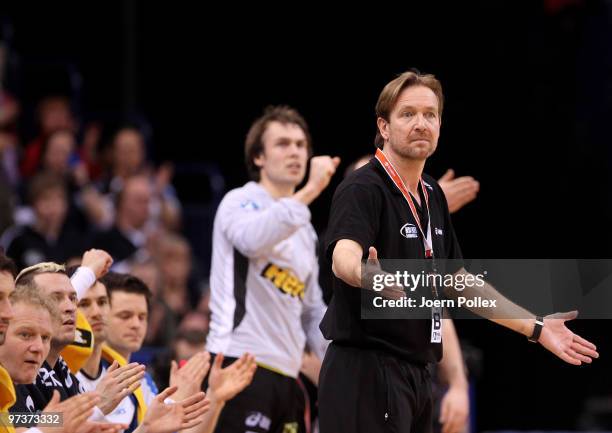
[375,148,433,258]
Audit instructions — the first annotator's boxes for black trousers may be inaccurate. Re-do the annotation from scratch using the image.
[209,354,306,433]
[318,343,433,433]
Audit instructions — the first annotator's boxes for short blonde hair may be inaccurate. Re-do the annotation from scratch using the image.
[15,262,67,286]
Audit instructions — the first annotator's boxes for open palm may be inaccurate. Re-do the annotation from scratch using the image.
[208,353,257,403]
[538,311,599,365]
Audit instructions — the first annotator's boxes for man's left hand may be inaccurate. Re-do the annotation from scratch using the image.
[538,311,599,365]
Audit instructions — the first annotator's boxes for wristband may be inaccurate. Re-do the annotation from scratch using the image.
[528,316,544,343]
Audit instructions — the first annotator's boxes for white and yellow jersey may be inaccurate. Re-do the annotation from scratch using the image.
[206,181,328,378]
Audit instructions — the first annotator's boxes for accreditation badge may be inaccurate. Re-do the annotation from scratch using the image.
[431,305,442,343]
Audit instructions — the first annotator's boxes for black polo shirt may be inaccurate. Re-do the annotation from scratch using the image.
[319,158,463,365]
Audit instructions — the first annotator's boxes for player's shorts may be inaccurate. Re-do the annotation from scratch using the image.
[208,354,306,433]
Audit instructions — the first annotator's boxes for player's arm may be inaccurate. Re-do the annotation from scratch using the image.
[331,239,363,288]
[223,156,340,257]
[70,249,113,299]
[332,242,405,300]
[447,268,599,365]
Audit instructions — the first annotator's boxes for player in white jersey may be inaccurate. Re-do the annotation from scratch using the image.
[206,105,339,432]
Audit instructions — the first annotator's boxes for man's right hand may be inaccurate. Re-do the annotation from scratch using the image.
[81,249,113,279]
[364,247,405,300]
[294,156,340,205]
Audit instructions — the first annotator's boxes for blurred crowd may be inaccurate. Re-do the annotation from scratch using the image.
[0,90,210,356]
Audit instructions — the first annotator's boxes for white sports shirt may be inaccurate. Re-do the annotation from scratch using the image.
[206,181,329,378]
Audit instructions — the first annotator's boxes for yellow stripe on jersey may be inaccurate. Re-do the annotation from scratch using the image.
[101,344,147,423]
[61,310,95,373]
[0,364,16,433]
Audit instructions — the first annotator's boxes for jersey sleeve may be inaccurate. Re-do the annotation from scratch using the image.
[325,183,382,260]
[218,191,312,258]
[70,266,97,300]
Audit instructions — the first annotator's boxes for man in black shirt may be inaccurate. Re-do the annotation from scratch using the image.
[318,70,599,433]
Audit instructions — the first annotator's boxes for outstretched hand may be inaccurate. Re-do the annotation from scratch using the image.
[364,246,405,300]
[538,311,599,365]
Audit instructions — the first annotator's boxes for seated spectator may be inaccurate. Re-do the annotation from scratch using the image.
[98,126,181,231]
[139,234,200,347]
[100,127,146,196]
[4,172,89,270]
[0,131,18,235]
[37,129,110,231]
[92,174,153,266]
[39,129,77,178]
[20,96,76,178]
[178,311,210,336]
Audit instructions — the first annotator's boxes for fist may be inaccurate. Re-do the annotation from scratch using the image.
[307,156,341,194]
[81,249,113,279]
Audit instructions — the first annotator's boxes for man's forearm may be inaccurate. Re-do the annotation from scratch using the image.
[331,245,362,288]
[447,268,536,337]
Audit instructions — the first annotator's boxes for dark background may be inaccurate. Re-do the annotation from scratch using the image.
[3,0,612,430]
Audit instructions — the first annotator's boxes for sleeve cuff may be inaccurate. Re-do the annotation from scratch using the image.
[279,197,311,224]
[70,266,97,300]
[89,405,107,422]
